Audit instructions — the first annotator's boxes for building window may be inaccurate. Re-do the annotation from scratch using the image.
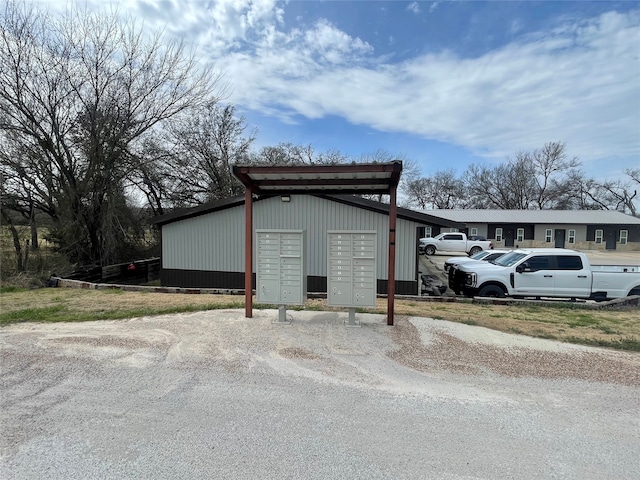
[516,228,524,242]
[545,229,553,243]
[495,228,503,242]
[568,229,576,244]
[620,230,628,245]
[595,229,603,244]
[470,228,478,236]
[450,227,458,232]
[424,226,432,238]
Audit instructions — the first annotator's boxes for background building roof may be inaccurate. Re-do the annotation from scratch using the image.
[422,209,640,225]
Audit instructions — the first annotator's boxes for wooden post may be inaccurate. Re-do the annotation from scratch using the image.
[388,185,397,326]
[244,187,253,318]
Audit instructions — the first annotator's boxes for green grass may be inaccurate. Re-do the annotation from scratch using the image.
[566,336,640,352]
[566,313,601,327]
[0,286,27,294]
[598,325,619,335]
[0,302,245,326]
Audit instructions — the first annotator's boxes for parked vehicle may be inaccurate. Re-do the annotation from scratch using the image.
[419,232,493,256]
[443,249,511,273]
[449,248,640,300]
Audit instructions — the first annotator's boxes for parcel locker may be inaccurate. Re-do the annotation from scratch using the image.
[327,231,377,308]
[256,230,307,305]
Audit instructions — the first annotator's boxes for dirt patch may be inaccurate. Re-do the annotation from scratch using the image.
[278,347,322,360]
[50,335,154,349]
[388,317,640,386]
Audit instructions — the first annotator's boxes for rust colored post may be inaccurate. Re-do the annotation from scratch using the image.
[244,187,253,318]
[388,185,397,325]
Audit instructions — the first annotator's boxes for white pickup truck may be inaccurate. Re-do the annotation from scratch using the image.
[448,248,640,301]
[419,232,493,256]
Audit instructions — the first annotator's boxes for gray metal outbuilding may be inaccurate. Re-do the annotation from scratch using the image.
[152,194,461,295]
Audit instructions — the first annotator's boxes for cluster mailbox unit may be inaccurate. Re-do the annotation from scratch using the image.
[255,230,307,315]
[327,231,377,324]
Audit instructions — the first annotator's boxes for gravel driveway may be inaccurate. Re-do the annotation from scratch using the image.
[1,310,639,479]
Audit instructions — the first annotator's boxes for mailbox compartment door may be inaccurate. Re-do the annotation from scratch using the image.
[329,282,352,306]
[258,280,280,303]
[352,288,375,307]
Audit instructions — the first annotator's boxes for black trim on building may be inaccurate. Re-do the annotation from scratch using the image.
[161,269,417,296]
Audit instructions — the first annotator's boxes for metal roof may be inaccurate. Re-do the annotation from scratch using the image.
[232,162,402,194]
[421,209,640,225]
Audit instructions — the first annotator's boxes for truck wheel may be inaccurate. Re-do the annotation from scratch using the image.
[478,285,506,298]
[425,245,436,256]
[628,287,640,296]
[469,246,482,255]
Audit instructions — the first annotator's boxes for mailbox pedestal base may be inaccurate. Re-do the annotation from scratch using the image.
[345,307,361,328]
[272,305,292,325]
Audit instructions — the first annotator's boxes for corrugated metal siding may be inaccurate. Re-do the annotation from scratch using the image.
[162,195,420,282]
[162,205,245,271]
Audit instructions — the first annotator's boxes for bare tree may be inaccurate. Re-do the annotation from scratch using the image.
[596,175,638,216]
[529,141,581,209]
[402,169,465,209]
[250,142,347,166]
[132,103,255,208]
[462,142,585,210]
[354,150,411,203]
[0,2,222,264]
[464,158,537,209]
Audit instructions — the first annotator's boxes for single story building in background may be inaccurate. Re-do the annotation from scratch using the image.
[151,194,462,294]
[422,210,640,251]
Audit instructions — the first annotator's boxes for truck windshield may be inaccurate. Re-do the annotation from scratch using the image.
[493,252,527,266]
[470,251,489,260]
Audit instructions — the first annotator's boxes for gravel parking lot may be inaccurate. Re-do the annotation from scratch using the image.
[2,310,639,479]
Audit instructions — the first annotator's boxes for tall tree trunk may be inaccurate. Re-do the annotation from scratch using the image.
[1,209,24,272]
[29,202,38,250]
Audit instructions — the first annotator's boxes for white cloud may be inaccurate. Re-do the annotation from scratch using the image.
[216,8,639,169]
[407,2,421,15]
[63,1,639,172]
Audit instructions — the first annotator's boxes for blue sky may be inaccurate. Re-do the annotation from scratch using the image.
[45,1,640,180]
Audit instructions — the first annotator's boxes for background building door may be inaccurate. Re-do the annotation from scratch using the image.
[555,229,565,248]
[504,228,515,247]
[605,230,616,250]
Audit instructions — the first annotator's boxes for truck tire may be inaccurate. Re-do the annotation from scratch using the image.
[425,245,436,256]
[469,246,482,255]
[628,287,640,296]
[478,285,506,298]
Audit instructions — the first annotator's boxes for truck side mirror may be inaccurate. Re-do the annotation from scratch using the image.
[516,264,526,273]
